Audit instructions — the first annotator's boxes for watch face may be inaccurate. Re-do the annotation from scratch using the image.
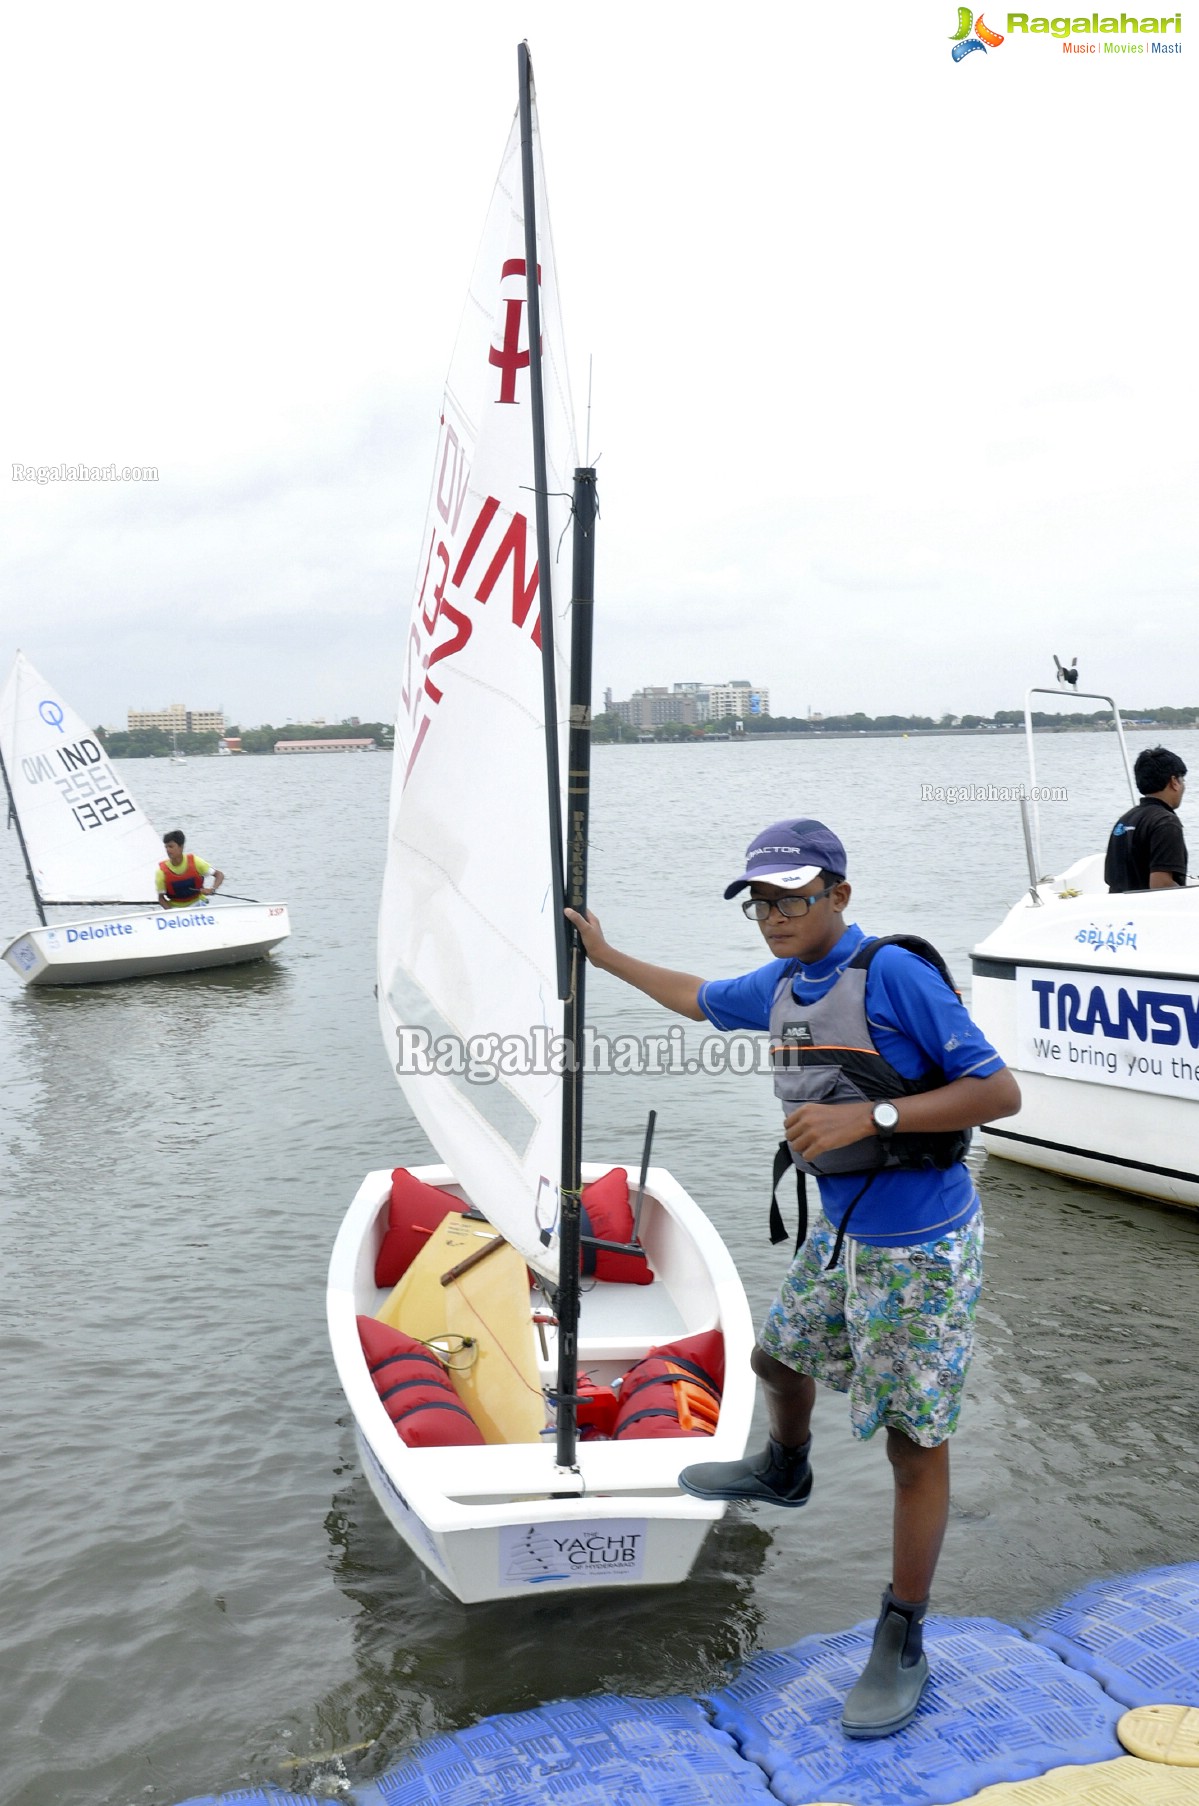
[873,1101,900,1131]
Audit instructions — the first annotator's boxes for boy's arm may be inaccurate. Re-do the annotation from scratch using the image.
[786,1069,1020,1164]
[786,944,1021,1161]
[566,907,707,1020]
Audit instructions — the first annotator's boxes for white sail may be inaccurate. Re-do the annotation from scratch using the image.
[0,652,162,904]
[378,89,577,1283]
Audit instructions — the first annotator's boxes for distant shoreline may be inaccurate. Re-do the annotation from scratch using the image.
[597,724,1186,745]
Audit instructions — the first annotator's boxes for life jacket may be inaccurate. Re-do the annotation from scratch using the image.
[159,854,204,903]
[357,1315,485,1448]
[769,935,971,1261]
[611,1330,724,1441]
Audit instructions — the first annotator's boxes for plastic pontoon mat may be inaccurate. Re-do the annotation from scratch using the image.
[172,1561,1199,1806]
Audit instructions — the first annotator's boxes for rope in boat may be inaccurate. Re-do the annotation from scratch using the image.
[442,1279,548,1403]
[417,1332,477,1375]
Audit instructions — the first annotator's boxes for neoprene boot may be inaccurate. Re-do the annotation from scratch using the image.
[840,1585,930,1739]
[678,1436,812,1506]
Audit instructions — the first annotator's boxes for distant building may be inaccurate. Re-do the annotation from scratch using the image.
[274,737,376,753]
[129,702,225,735]
[606,680,769,729]
[705,681,768,722]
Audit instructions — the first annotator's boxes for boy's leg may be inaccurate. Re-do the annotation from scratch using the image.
[888,1430,949,1604]
[840,1434,948,1740]
[840,1216,982,1738]
[680,1212,852,1505]
[678,1349,815,1503]
[755,1345,816,1447]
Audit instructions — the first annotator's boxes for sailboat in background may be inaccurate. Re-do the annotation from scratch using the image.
[0,652,290,985]
[326,45,753,1603]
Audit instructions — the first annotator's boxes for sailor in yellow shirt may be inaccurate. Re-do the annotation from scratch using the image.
[156,830,225,908]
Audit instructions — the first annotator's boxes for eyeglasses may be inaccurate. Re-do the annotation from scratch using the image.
[741,884,838,922]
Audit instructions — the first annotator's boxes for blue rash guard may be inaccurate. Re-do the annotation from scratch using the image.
[698,922,1005,1247]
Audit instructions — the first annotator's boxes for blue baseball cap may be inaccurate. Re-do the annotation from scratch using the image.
[723,818,847,898]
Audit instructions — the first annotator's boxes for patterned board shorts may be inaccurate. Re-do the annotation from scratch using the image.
[758,1205,984,1447]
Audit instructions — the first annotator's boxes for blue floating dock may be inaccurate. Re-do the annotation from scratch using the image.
[172,1563,1199,1806]
[173,1794,327,1805]
[705,1616,1122,1806]
[1029,1561,1199,1710]
[357,1695,774,1805]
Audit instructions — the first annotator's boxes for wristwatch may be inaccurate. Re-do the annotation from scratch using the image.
[871,1100,900,1136]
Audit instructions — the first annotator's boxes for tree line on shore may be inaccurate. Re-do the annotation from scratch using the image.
[94,706,1199,757]
[96,722,395,757]
[591,706,1199,744]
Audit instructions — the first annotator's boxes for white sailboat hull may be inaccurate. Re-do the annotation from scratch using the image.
[327,1164,756,1604]
[2,902,290,987]
[972,852,1199,1210]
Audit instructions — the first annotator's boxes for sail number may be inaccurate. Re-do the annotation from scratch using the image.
[71,789,136,832]
[20,736,138,832]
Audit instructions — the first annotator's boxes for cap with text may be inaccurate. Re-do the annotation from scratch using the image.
[723,818,848,899]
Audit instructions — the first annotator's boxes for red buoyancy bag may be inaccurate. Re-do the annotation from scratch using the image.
[357,1316,485,1448]
[374,1169,463,1286]
[611,1330,725,1441]
[579,1168,654,1285]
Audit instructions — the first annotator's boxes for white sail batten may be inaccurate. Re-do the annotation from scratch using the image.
[0,652,162,903]
[377,97,577,1283]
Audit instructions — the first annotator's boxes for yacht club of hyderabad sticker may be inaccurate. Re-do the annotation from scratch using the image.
[950,9,1184,58]
[499,1520,647,1586]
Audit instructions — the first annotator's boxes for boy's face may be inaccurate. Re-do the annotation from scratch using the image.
[164,840,184,864]
[748,876,850,964]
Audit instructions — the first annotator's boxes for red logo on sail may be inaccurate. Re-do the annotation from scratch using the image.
[488,259,542,404]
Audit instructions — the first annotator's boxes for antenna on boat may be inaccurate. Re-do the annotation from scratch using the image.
[1023,677,1136,877]
[518,41,570,1003]
[584,355,593,468]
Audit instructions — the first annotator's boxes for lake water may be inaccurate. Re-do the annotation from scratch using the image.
[2,731,1197,1806]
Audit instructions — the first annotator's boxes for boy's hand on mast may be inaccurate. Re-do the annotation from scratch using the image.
[565,905,607,967]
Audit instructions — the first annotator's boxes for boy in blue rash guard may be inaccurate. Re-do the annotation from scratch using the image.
[566,818,1020,1739]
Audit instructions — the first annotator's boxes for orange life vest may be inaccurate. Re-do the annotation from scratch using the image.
[159,854,205,903]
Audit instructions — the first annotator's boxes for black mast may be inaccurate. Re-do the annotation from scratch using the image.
[516,44,597,1471]
[553,465,597,1467]
[518,42,569,1004]
[0,736,47,926]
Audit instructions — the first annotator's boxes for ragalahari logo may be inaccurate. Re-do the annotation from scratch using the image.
[950,8,1005,57]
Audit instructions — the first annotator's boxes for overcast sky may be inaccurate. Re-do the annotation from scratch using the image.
[1,3,1195,729]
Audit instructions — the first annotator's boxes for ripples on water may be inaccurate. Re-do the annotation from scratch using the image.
[1,736,1196,1806]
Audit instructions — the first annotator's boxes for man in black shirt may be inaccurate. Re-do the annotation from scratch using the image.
[1105,745,1188,891]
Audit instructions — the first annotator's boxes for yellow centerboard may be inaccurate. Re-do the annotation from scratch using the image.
[376,1215,546,1446]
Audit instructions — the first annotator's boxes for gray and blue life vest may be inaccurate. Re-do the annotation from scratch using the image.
[768,935,970,1259]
